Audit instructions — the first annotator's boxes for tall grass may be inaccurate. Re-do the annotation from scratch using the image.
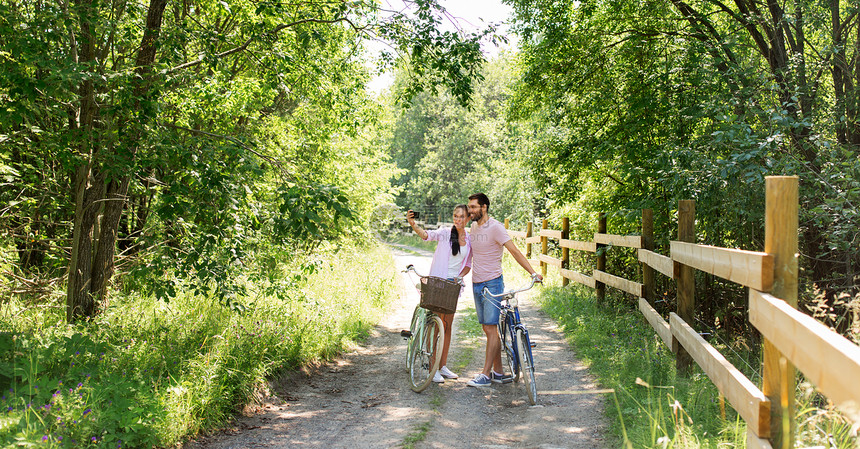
[381,232,437,252]
[536,284,859,448]
[0,242,397,447]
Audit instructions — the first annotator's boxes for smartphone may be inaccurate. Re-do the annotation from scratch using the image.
[407,210,419,220]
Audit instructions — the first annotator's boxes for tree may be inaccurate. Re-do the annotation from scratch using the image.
[506,0,859,308]
[386,54,538,222]
[0,0,487,321]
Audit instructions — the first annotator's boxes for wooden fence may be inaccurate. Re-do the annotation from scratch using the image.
[504,176,860,449]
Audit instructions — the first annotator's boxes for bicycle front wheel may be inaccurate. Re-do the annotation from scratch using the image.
[516,328,537,405]
[406,306,422,371]
[409,314,444,392]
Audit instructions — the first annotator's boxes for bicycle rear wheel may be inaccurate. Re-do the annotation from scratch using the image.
[516,328,537,405]
[409,314,443,392]
[498,313,519,382]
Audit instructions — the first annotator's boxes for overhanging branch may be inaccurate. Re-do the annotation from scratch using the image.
[164,16,368,75]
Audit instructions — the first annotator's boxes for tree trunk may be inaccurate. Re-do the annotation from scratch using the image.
[66,0,167,321]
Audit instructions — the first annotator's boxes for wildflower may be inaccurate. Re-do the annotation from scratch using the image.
[42,435,49,441]
[82,408,91,416]
[77,383,82,388]
[91,436,98,442]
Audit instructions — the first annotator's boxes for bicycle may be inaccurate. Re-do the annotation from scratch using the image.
[400,264,460,392]
[483,275,541,405]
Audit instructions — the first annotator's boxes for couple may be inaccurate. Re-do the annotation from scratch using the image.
[407,193,543,387]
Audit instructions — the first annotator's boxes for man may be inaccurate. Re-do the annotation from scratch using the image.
[465,193,543,387]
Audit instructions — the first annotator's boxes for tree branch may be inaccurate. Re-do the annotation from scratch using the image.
[160,122,296,182]
[165,16,368,75]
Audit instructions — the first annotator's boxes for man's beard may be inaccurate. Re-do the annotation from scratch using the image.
[470,210,483,222]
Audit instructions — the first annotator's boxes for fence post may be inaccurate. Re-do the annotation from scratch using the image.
[562,217,570,287]
[596,212,606,303]
[526,222,533,258]
[642,209,655,304]
[541,219,548,278]
[763,176,798,449]
[674,200,695,374]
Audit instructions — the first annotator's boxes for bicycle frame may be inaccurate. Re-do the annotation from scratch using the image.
[401,264,452,393]
[498,297,535,373]
[483,276,541,404]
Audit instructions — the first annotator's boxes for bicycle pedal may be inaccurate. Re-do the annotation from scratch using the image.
[400,330,413,338]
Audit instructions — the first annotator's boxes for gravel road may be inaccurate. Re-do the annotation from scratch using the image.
[186,245,610,449]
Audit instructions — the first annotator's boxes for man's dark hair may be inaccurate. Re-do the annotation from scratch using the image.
[468,193,490,212]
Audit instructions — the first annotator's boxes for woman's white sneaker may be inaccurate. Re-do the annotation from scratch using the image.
[439,366,459,379]
[432,371,445,383]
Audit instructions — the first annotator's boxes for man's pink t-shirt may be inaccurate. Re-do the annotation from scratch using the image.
[469,217,510,283]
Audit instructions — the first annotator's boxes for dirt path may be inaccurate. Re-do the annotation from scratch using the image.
[186,246,609,449]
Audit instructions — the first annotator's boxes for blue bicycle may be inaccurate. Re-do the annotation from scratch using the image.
[484,276,541,405]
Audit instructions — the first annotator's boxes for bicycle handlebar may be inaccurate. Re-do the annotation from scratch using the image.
[403,265,464,286]
[482,276,542,300]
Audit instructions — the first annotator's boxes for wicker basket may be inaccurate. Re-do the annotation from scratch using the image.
[419,276,460,314]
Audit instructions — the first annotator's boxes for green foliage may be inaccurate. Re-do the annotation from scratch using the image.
[0,0,488,320]
[385,55,538,223]
[506,0,860,333]
[0,242,397,447]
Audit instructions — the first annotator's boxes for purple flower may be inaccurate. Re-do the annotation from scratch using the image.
[82,408,91,416]
[77,383,82,388]
[91,436,98,442]
[42,435,49,441]
[57,436,62,441]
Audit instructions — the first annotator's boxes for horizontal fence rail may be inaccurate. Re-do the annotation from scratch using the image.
[502,176,860,449]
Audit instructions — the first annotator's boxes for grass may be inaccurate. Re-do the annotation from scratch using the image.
[448,306,483,376]
[401,420,433,449]
[533,281,860,449]
[381,233,437,252]
[0,242,398,448]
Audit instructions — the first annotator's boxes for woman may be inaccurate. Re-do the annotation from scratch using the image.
[407,205,472,383]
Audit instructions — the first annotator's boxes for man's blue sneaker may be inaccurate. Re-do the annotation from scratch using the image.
[466,373,492,387]
[491,372,513,384]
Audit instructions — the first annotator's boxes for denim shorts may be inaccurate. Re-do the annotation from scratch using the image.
[473,275,504,325]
